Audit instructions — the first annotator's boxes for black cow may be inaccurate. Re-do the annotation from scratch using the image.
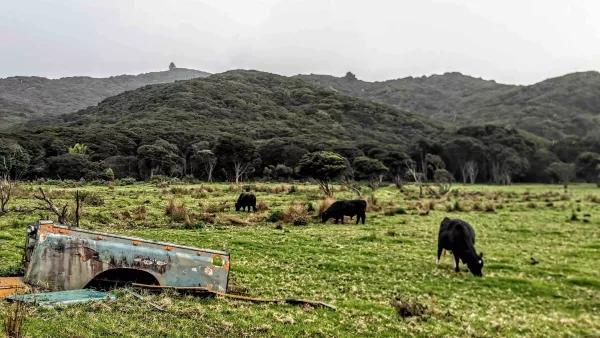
[235,192,257,212]
[437,217,484,277]
[321,200,367,224]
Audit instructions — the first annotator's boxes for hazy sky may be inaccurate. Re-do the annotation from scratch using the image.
[1,0,599,84]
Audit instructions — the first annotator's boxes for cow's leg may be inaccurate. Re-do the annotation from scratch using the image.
[247,205,251,213]
[437,246,443,265]
[253,205,257,212]
[453,253,460,272]
[356,215,360,225]
[361,213,365,225]
[334,218,339,224]
[341,216,344,224]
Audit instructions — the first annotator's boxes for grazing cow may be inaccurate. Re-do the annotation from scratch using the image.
[235,192,257,212]
[321,200,367,224]
[437,217,484,277]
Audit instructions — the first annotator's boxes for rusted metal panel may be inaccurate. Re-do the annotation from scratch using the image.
[6,289,116,307]
[0,277,27,297]
[23,221,230,292]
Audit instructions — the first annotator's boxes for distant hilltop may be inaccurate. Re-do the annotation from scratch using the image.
[0,67,211,129]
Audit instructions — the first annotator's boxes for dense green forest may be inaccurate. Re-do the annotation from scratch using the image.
[297,71,600,140]
[0,67,209,129]
[0,70,599,186]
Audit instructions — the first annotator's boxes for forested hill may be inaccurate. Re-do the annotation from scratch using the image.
[296,71,600,140]
[3,70,599,185]
[20,69,445,148]
[0,68,210,129]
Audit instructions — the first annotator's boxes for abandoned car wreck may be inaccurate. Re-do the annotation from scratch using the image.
[20,220,230,292]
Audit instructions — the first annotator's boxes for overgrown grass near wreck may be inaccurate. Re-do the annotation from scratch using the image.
[1,182,599,337]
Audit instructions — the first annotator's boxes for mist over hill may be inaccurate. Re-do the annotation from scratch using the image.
[0,68,210,129]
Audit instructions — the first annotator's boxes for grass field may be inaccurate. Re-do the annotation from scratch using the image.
[1,182,599,337]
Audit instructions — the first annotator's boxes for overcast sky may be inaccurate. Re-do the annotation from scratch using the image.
[1,0,599,84]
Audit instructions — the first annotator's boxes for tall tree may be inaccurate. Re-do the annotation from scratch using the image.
[213,136,260,183]
[380,151,410,191]
[353,156,388,191]
[0,141,30,180]
[137,139,183,178]
[576,152,600,183]
[298,152,347,196]
[169,62,176,70]
[546,162,576,191]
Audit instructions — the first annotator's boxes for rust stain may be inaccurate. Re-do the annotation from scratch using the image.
[132,241,141,246]
[97,235,104,240]
[162,246,173,251]
[0,277,27,297]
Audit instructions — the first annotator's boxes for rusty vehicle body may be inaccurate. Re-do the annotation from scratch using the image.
[0,277,26,297]
[22,221,230,292]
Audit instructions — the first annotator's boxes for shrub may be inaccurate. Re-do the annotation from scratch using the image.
[228,185,242,192]
[192,192,209,199]
[289,185,298,194]
[205,202,229,213]
[317,197,335,216]
[111,211,131,220]
[166,199,191,225]
[271,184,291,194]
[117,177,137,186]
[182,175,198,184]
[453,200,463,212]
[527,202,537,209]
[266,210,284,223]
[257,201,269,211]
[585,194,599,203]
[79,191,105,206]
[133,206,147,220]
[150,175,171,184]
[390,297,428,319]
[198,212,216,224]
[395,208,407,215]
[2,300,28,338]
[472,203,482,212]
[282,205,309,225]
[181,221,204,230]
[484,203,495,213]
[384,207,400,216]
[170,187,189,195]
[365,194,382,212]
[306,202,315,212]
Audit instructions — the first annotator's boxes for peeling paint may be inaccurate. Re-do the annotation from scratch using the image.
[23,221,230,291]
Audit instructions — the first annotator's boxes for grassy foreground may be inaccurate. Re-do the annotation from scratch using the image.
[1,182,599,337]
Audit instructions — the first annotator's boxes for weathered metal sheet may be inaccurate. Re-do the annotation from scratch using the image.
[6,289,116,307]
[23,221,230,292]
[0,277,27,297]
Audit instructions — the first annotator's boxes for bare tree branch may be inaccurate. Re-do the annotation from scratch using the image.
[34,187,69,224]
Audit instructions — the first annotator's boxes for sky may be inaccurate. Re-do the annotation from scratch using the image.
[1,0,599,84]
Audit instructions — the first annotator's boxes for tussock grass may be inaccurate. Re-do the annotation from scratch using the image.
[281,204,308,225]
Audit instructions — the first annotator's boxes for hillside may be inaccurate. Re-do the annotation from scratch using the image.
[3,70,446,179]
[297,71,600,140]
[0,68,210,128]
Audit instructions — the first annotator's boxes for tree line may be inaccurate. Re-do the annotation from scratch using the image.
[1,125,599,189]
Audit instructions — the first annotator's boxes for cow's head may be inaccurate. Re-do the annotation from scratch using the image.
[321,211,329,223]
[467,252,484,277]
